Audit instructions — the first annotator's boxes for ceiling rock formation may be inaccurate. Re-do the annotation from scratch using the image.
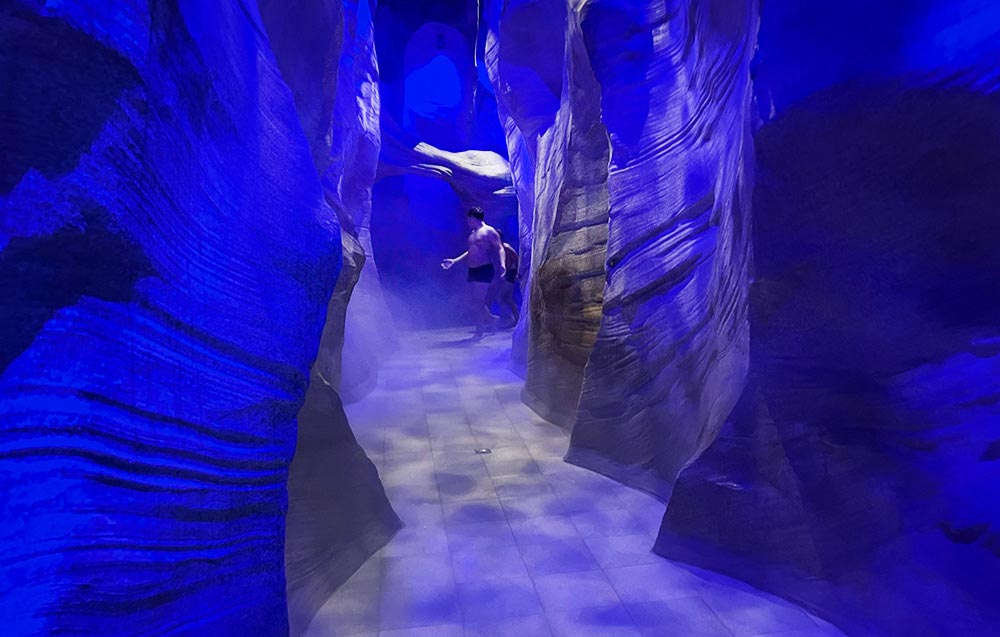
[1,1,395,634]
[484,0,610,427]
[655,4,1000,635]
[377,113,516,207]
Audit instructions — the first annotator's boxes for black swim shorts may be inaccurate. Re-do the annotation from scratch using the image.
[467,263,495,283]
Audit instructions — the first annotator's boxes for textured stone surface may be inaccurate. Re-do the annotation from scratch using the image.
[377,114,516,205]
[484,0,610,422]
[657,85,1000,637]
[483,37,535,371]
[566,0,757,498]
[650,5,1000,636]
[263,0,395,405]
[1,1,395,634]
[0,2,335,633]
[285,369,400,636]
[324,0,397,403]
[260,0,401,632]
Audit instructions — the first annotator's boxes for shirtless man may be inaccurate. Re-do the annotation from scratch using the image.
[441,206,505,338]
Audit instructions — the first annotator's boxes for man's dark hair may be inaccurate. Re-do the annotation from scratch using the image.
[467,206,485,220]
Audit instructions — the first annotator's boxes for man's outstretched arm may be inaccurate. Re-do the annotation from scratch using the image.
[441,251,468,269]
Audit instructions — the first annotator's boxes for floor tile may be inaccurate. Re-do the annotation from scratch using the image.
[445,520,518,553]
[308,585,381,635]
[463,613,552,637]
[546,604,642,637]
[518,537,601,576]
[604,563,707,604]
[378,580,461,631]
[699,585,818,636]
[625,598,734,637]
[442,498,507,525]
[378,624,463,637]
[570,506,649,539]
[436,470,498,502]
[382,555,454,591]
[483,457,543,479]
[583,534,662,569]
[493,474,555,499]
[451,544,529,582]
[509,515,582,545]
[392,502,445,527]
[500,492,584,521]
[456,577,544,623]
[532,571,620,613]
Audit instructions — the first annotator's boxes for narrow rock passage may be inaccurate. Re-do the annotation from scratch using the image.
[304,329,844,637]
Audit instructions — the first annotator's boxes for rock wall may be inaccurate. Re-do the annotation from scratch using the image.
[262,0,395,405]
[483,23,535,370]
[656,4,1000,635]
[566,0,756,499]
[259,0,400,632]
[484,0,610,425]
[1,1,395,634]
[325,0,397,404]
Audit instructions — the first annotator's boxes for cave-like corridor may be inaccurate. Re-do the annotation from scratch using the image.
[305,329,843,636]
[3,1,999,637]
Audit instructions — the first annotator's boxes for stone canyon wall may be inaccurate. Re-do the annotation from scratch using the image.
[657,2,1000,635]
[1,1,397,634]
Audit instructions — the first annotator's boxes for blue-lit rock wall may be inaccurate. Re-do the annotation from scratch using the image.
[565,0,757,499]
[657,2,1000,636]
[483,0,611,425]
[1,1,394,634]
[482,2,537,371]
[258,1,400,633]
[334,0,398,405]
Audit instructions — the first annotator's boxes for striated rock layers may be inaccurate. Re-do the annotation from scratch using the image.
[326,0,398,405]
[377,113,516,206]
[656,13,1000,635]
[484,0,610,425]
[564,0,756,498]
[1,1,395,634]
[262,0,396,405]
[486,1,756,497]
[259,0,400,633]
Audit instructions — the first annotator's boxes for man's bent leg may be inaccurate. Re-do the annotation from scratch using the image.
[470,281,492,337]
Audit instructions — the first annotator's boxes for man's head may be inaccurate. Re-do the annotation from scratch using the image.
[467,206,485,229]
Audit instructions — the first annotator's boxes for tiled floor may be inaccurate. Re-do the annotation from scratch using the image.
[304,328,846,637]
